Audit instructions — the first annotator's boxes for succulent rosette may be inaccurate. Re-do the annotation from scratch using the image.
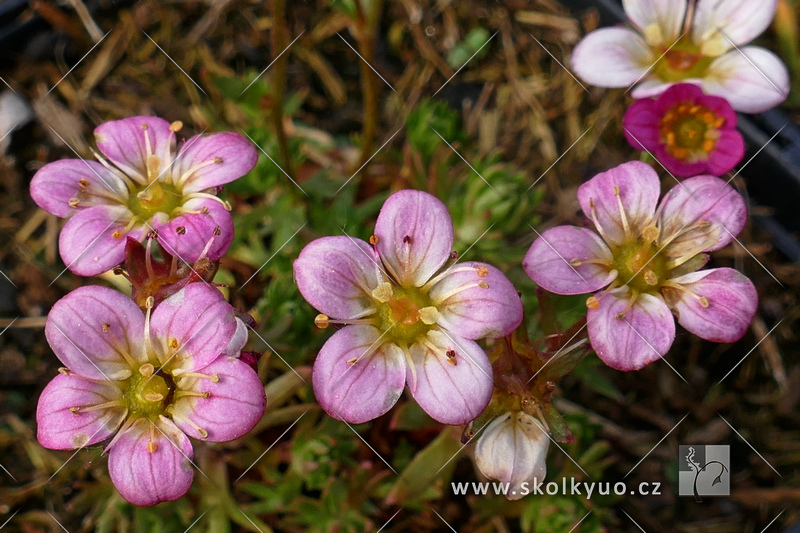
[294,190,523,425]
[571,0,789,113]
[30,116,257,276]
[36,283,265,505]
[524,161,757,371]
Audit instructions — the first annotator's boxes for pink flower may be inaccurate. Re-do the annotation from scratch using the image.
[36,283,265,506]
[623,83,745,177]
[294,190,523,425]
[523,161,757,371]
[571,0,789,113]
[30,116,257,276]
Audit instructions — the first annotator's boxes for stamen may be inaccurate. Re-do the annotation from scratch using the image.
[371,282,394,303]
[476,266,489,277]
[174,390,211,400]
[145,236,155,278]
[586,296,599,309]
[613,184,631,235]
[445,349,457,366]
[615,291,639,320]
[144,296,155,351]
[421,265,476,292]
[643,269,659,286]
[182,192,232,211]
[169,411,209,438]
[588,198,613,243]
[173,159,219,187]
[78,178,90,189]
[315,314,330,328]
[147,423,157,453]
[58,367,71,375]
[112,231,122,239]
[663,281,710,308]
[70,400,125,413]
[419,306,440,325]
[346,357,359,366]
[431,282,487,305]
[139,363,155,377]
[641,225,660,244]
[146,154,162,181]
[68,198,80,208]
[403,235,412,244]
[170,121,183,132]
[177,371,219,383]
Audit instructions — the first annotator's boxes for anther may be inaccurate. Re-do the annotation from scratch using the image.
[102,322,111,332]
[613,185,620,196]
[139,363,155,377]
[403,235,412,244]
[699,296,709,308]
[346,357,359,366]
[369,235,379,245]
[213,226,221,236]
[145,296,155,310]
[141,123,149,130]
[213,157,223,164]
[78,178,90,189]
[586,296,599,309]
[641,225,660,244]
[176,226,186,235]
[147,441,158,453]
[170,120,183,132]
[200,206,209,214]
[476,266,489,277]
[168,338,179,350]
[419,306,440,325]
[58,367,71,375]
[315,314,330,328]
[446,349,457,366]
[371,282,394,303]
[643,269,658,286]
[144,392,164,402]
[478,281,489,289]
[112,231,122,239]
[68,198,80,208]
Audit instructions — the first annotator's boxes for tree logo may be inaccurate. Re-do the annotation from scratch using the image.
[678,445,730,500]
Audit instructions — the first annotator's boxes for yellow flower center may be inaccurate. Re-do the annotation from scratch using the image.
[127,180,184,221]
[652,37,715,83]
[612,226,669,294]
[661,103,725,162]
[376,285,436,345]
[124,364,173,418]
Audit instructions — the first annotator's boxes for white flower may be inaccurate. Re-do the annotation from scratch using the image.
[571,0,789,113]
[474,411,549,500]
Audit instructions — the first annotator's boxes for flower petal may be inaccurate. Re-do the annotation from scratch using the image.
[430,261,523,340]
[149,283,237,373]
[30,159,128,217]
[622,0,687,46]
[705,129,745,176]
[656,175,747,259]
[524,226,616,296]
[173,132,258,192]
[652,145,708,178]
[374,190,454,287]
[223,318,249,357]
[58,205,140,276]
[622,98,662,151]
[36,374,126,450]
[171,355,266,442]
[572,28,654,88]
[45,285,147,381]
[703,47,790,113]
[577,161,661,247]
[474,411,549,500]
[693,0,777,52]
[666,268,757,342]
[312,325,406,424]
[94,116,175,183]
[108,417,194,506]
[587,288,675,371]
[294,236,383,320]
[630,77,687,99]
[407,330,492,425]
[154,198,233,262]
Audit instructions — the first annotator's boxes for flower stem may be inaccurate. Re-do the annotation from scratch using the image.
[271,0,294,178]
[354,0,384,188]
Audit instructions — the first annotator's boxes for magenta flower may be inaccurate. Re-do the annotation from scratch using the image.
[523,161,757,371]
[623,83,744,177]
[571,0,789,113]
[294,190,523,425]
[36,283,265,506]
[30,116,257,276]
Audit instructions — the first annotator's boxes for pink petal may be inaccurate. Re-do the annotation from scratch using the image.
[703,47,790,113]
[623,0,687,46]
[430,261,523,340]
[58,205,141,276]
[108,417,194,506]
[154,198,233,263]
[94,116,175,183]
[656,175,747,257]
[171,355,266,442]
[45,285,147,381]
[294,236,383,320]
[577,161,661,246]
[622,98,662,151]
[693,0,777,51]
[149,283,237,373]
[572,28,654,88]
[523,226,616,296]
[312,325,406,424]
[587,288,675,371]
[374,190,454,287]
[407,330,492,425]
[30,160,128,217]
[36,374,126,450]
[222,318,248,357]
[705,129,745,176]
[667,268,757,342]
[173,132,258,192]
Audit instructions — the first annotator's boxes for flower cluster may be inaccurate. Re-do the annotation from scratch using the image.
[33,116,265,506]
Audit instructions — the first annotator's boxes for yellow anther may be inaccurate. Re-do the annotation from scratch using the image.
[314,314,330,328]
[213,157,223,164]
[139,363,155,377]
[102,322,111,332]
[147,441,158,453]
[586,296,599,309]
[643,269,658,286]
[476,266,489,277]
[371,282,394,303]
[419,306,440,325]
[68,198,80,208]
[369,235,379,245]
[478,281,489,289]
[168,338,179,349]
[699,296,710,308]
[641,225,660,244]
[346,357,359,366]
[112,231,122,239]
[169,120,183,132]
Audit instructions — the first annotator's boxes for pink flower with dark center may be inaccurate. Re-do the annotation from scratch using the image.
[36,283,265,506]
[571,0,789,113]
[523,161,757,371]
[294,190,523,425]
[30,116,257,276]
[623,83,744,177]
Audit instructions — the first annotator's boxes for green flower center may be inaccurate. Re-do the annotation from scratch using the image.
[377,285,436,345]
[652,37,715,83]
[127,180,184,221]
[124,364,174,418]
[661,103,724,162]
[613,231,669,294]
